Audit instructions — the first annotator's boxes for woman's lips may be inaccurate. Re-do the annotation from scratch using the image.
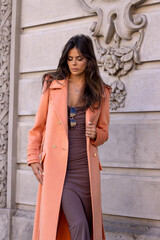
[71,68,79,71]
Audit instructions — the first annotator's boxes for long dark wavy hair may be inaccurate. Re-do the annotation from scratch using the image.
[42,34,111,110]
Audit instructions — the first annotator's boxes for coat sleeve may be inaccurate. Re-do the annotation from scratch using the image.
[90,86,111,147]
[27,81,49,166]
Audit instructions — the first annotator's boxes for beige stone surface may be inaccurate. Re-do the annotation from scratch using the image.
[20,8,160,75]
[105,232,160,240]
[141,0,160,5]
[11,210,34,240]
[99,122,160,168]
[6,0,160,239]
[19,22,92,73]
[140,11,160,62]
[16,170,38,205]
[101,174,160,220]
[21,0,91,28]
[11,216,33,240]
[18,69,160,115]
[17,122,33,163]
[18,78,41,115]
[124,69,160,112]
[0,209,10,240]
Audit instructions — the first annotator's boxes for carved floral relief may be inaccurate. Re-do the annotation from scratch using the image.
[0,0,12,207]
[76,0,147,110]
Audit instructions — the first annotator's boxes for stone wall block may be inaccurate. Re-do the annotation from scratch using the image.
[124,69,160,112]
[21,0,92,28]
[18,79,41,115]
[11,210,34,240]
[104,220,160,240]
[99,122,160,168]
[0,209,10,240]
[19,24,92,73]
[16,170,38,205]
[17,122,34,163]
[140,11,160,62]
[101,174,160,219]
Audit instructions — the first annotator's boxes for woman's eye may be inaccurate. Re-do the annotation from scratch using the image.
[67,57,84,61]
[77,58,83,61]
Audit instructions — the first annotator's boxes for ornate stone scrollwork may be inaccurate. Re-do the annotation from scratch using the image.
[0,0,12,207]
[110,79,127,110]
[76,0,147,110]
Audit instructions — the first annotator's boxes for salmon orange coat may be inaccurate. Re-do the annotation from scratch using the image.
[27,78,111,240]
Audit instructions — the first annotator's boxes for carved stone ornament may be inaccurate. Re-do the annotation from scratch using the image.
[110,79,127,110]
[76,0,147,110]
[0,0,12,207]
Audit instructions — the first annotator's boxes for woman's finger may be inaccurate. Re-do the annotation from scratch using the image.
[86,130,97,139]
[36,170,43,185]
[86,127,96,133]
[86,127,96,131]
[32,163,43,185]
[86,127,94,131]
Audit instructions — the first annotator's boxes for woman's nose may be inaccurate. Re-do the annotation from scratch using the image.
[72,59,77,65]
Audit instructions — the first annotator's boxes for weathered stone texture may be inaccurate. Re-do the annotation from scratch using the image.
[19,24,92,73]
[140,11,160,62]
[18,79,41,115]
[100,122,160,168]
[11,210,34,240]
[16,170,38,205]
[101,174,160,219]
[21,0,91,28]
[0,209,10,240]
[0,0,12,209]
[104,220,160,240]
[17,122,33,163]
[3,0,160,239]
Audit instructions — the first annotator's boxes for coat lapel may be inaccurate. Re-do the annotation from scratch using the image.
[49,78,98,138]
[49,79,68,137]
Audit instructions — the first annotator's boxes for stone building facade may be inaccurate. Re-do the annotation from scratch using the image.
[0,0,160,239]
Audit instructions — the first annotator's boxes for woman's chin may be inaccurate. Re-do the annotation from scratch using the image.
[70,71,85,77]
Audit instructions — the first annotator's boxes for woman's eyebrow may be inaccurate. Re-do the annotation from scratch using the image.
[68,55,83,58]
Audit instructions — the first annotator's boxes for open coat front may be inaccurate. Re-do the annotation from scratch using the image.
[27,78,111,240]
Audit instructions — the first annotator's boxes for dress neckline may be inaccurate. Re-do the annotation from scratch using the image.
[67,105,85,109]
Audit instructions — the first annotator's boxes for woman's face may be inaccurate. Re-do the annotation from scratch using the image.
[67,47,87,77]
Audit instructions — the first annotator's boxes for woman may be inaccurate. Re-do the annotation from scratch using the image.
[27,34,111,240]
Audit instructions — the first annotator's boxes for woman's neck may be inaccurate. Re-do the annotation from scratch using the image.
[69,74,85,86]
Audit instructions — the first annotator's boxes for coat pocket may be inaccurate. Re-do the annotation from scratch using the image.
[99,161,102,171]
[41,152,46,164]
[41,152,46,170]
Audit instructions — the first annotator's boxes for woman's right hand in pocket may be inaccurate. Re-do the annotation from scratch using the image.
[30,163,44,185]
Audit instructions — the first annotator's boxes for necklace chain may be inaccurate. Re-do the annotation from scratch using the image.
[70,81,83,94]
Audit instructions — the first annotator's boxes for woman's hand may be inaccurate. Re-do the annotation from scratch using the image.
[86,122,97,140]
[30,163,44,185]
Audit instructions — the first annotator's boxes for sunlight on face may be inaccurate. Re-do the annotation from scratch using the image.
[67,48,87,77]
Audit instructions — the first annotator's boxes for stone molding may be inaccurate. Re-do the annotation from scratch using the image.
[104,220,149,236]
[76,0,147,110]
[0,0,12,208]
[103,220,160,240]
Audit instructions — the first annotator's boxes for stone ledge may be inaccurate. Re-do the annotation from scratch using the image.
[1,209,159,240]
[11,210,34,240]
[8,212,160,240]
[104,220,160,240]
[0,209,10,240]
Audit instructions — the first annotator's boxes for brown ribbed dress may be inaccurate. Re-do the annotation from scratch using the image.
[61,106,92,240]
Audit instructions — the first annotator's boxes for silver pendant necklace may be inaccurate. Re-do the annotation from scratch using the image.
[70,81,82,94]
[75,89,79,94]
